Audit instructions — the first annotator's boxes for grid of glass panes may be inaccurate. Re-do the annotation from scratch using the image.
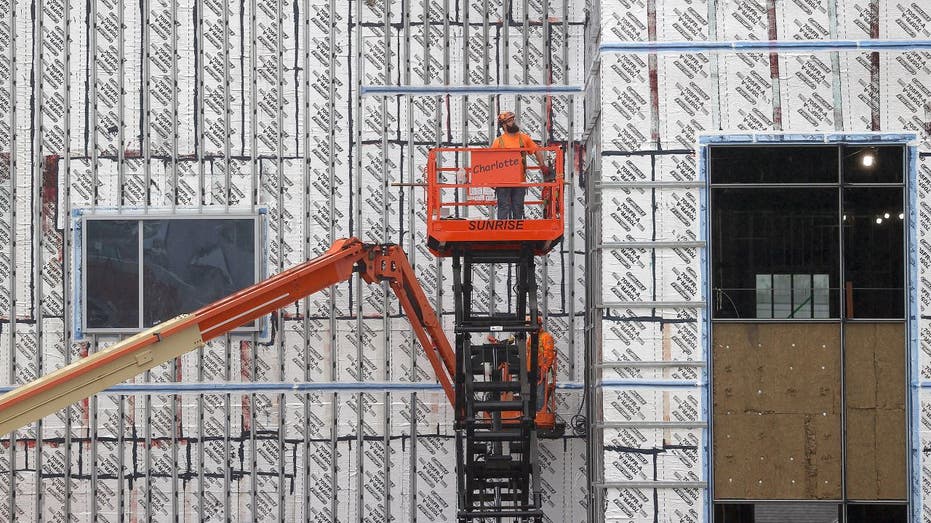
[82,216,260,332]
[710,144,905,320]
[710,143,908,523]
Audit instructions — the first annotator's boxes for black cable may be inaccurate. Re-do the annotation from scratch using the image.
[569,381,587,437]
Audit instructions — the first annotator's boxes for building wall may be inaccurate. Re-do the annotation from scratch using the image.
[593,1,930,522]
[0,0,589,520]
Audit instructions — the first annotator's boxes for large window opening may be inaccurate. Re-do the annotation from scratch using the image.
[82,215,261,333]
[709,144,907,523]
[711,145,904,320]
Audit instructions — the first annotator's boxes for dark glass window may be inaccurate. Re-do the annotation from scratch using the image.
[83,217,258,331]
[714,503,753,522]
[142,219,256,327]
[843,146,903,184]
[712,188,839,318]
[843,188,904,318]
[710,146,838,184]
[714,503,842,523]
[846,504,906,523]
[710,144,905,320]
[85,220,139,329]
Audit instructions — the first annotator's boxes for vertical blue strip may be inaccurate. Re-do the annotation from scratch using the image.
[698,132,919,522]
[698,143,712,523]
[71,213,83,340]
[258,209,271,342]
[908,144,921,523]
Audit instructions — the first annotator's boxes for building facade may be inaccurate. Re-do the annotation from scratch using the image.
[0,0,929,521]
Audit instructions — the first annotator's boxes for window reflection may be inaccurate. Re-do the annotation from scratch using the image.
[843,188,904,318]
[86,220,139,329]
[83,217,258,332]
[142,219,256,327]
[712,188,840,319]
[710,146,838,184]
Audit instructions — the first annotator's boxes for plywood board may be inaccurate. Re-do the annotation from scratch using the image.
[844,322,907,500]
[713,322,842,499]
[715,412,841,500]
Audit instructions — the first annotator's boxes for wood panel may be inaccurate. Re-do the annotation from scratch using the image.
[844,323,906,500]
[713,323,842,499]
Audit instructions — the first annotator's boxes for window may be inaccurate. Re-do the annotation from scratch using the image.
[710,143,908,521]
[82,215,260,332]
[710,146,839,184]
[711,145,905,320]
[712,185,839,318]
[714,502,906,523]
[715,502,841,523]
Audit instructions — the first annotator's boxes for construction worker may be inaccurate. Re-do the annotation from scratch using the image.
[529,316,556,411]
[492,111,552,219]
[486,316,556,411]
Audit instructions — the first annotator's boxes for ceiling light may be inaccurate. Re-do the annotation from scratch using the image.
[899,213,905,220]
[862,153,875,167]
[876,217,883,224]
[884,212,890,219]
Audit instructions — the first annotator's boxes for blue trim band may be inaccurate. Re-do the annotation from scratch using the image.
[908,145,921,523]
[0,381,586,394]
[699,132,918,145]
[599,379,704,388]
[360,84,584,96]
[600,39,931,54]
[699,142,712,523]
[72,216,83,340]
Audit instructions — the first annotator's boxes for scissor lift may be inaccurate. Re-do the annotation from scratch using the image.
[426,146,565,522]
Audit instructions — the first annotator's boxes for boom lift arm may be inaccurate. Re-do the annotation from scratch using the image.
[0,237,457,436]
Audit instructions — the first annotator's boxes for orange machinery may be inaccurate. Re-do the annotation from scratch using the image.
[0,238,459,435]
[423,145,565,521]
[0,144,566,521]
[0,235,560,435]
[425,145,564,257]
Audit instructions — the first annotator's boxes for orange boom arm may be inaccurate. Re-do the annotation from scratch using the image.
[0,238,456,436]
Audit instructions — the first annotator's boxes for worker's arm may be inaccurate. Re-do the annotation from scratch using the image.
[534,150,545,167]
[524,134,548,177]
[534,149,553,181]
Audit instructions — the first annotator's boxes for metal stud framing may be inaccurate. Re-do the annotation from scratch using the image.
[0,0,589,520]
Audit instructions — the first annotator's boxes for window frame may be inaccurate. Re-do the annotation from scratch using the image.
[704,137,915,523]
[80,213,264,335]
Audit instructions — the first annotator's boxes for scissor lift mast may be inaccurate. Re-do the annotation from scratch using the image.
[426,146,565,522]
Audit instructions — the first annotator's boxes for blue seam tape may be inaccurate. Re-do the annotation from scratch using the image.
[908,145,921,522]
[699,132,918,145]
[72,216,83,340]
[699,143,712,522]
[0,381,586,394]
[600,39,931,53]
[360,84,584,95]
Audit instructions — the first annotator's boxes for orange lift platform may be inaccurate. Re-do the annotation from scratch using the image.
[425,145,564,257]
[0,144,567,523]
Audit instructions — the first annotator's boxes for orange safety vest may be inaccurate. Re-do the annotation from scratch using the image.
[526,330,556,382]
[492,132,538,181]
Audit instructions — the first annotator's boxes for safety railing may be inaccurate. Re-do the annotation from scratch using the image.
[426,145,565,223]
